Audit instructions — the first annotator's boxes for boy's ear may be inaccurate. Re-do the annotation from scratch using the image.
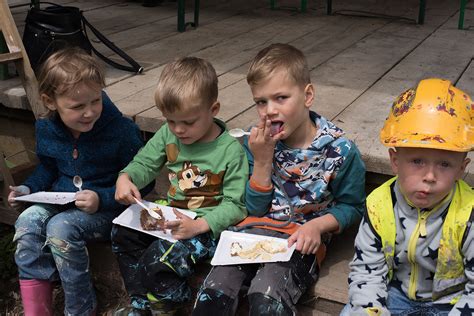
[41,94,56,111]
[210,101,220,117]
[388,148,399,174]
[457,157,471,179]
[304,84,315,108]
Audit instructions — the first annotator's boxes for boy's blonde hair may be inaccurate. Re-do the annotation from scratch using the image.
[155,57,218,113]
[38,47,105,99]
[247,43,310,87]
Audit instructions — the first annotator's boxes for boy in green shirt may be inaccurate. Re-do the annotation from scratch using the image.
[112,57,249,315]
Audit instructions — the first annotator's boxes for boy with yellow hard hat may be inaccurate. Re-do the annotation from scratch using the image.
[341,78,474,315]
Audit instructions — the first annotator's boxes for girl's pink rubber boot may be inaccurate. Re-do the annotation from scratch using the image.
[19,279,53,316]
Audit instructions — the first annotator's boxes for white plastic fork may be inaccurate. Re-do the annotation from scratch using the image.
[133,197,162,220]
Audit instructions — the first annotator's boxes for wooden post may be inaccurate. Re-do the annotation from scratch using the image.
[0,0,45,118]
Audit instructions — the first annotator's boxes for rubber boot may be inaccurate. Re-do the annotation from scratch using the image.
[248,293,293,316]
[19,279,53,316]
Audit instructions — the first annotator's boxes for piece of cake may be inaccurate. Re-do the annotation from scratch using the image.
[230,240,286,260]
[140,207,165,231]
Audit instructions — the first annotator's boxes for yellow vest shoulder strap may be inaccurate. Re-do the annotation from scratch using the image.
[366,177,397,279]
[433,180,474,299]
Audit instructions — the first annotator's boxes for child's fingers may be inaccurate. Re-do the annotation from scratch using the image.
[75,199,85,209]
[263,119,272,138]
[116,188,140,205]
[296,237,305,253]
[164,220,181,229]
[310,243,320,255]
[287,231,298,247]
[9,185,29,196]
[130,187,141,200]
[257,115,267,129]
[249,127,259,141]
[173,209,192,221]
[272,130,286,141]
[172,208,184,219]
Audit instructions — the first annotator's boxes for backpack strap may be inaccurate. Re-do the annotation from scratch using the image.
[80,12,143,74]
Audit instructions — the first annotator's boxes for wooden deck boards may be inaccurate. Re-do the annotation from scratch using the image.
[3,0,473,183]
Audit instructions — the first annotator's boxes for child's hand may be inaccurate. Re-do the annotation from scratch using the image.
[248,116,283,164]
[248,116,286,186]
[75,190,100,214]
[165,209,209,240]
[115,173,141,205]
[288,220,323,255]
[7,185,30,211]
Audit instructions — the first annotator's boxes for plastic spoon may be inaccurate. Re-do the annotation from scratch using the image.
[133,197,162,220]
[228,128,251,138]
[73,176,83,191]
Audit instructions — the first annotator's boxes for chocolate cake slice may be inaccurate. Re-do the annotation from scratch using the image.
[140,207,165,231]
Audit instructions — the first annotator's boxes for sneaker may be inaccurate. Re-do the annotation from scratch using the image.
[114,306,152,316]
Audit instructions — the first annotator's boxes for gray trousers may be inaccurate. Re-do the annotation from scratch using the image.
[192,228,319,316]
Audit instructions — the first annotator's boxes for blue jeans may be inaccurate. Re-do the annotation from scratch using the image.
[14,203,119,316]
[340,286,452,315]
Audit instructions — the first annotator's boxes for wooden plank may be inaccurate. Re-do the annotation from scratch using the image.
[312,13,457,120]
[223,11,456,131]
[91,0,271,57]
[333,13,474,185]
[125,7,313,130]
[304,225,357,306]
[0,0,44,117]
[455,60,474,185]
[137,14,392,131]
[0,51,21,63]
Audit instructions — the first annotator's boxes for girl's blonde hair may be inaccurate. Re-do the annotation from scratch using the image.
[38,48,105,112]
[247,43,310,88]
[155,57,218,113]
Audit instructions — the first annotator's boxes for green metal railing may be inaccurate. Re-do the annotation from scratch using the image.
[459,0,468,29]
[177,0,200,32]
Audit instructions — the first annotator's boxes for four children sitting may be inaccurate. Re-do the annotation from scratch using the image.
[6,44,473,316]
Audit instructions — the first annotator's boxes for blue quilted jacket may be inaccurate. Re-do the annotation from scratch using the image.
[23,91,152,213]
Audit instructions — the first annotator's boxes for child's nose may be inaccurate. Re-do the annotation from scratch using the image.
[266,101,278,115]
[174,123,186,134]
[423,166,437,183]
[83,107,94,118]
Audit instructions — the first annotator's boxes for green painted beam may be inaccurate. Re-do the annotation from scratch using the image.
[418,0,426,24]
[459,0,468,29]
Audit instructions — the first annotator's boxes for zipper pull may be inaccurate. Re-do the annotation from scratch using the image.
[419,213,428,237]
[72,144,79,160]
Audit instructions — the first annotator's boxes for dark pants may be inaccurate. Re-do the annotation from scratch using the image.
[192,228,319,316]
[111,224,217,305]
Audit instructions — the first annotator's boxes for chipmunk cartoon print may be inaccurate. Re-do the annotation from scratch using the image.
[170,161,225,209]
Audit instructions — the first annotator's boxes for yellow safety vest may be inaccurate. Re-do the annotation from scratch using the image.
[366,177,473,301]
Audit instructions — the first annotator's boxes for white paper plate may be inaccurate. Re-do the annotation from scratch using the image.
[112,200,196,243]
[211,231,296,266]
[14,191,76,205]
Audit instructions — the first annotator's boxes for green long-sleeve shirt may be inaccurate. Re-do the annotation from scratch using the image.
[122,119,248,238]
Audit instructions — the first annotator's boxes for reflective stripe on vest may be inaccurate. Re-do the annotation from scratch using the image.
[366,177,473,301]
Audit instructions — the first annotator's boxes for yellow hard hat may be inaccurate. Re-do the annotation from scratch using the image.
[380,78,473,152]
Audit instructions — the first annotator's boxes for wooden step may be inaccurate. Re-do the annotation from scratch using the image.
[0,51,22,63]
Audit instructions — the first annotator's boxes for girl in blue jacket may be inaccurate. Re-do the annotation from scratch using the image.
[8,48,151,316]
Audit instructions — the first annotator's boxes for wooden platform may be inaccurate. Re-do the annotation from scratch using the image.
[3,0,473,185]
[1,1,474,312]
